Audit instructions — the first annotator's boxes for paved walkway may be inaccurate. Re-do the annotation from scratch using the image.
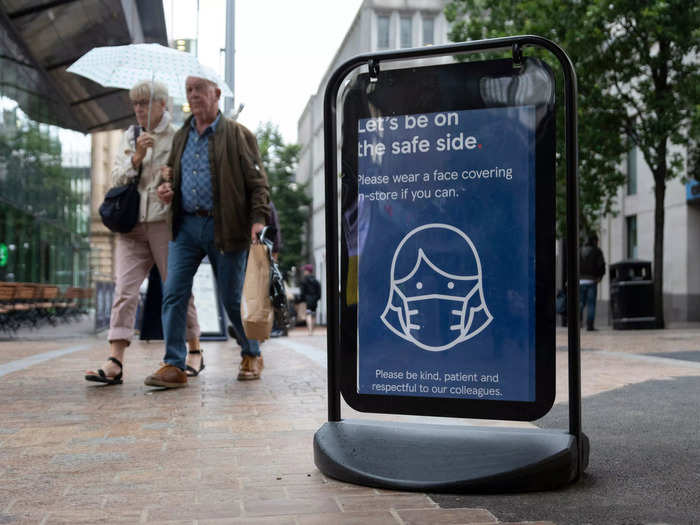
[0,322,699,524]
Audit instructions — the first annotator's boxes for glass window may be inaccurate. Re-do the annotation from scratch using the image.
[422,17,434,45]
[626,215,637,259]
[627,145,637,195]
[0,85,90,286]
[400,16,412,48]
[377,15,390,50]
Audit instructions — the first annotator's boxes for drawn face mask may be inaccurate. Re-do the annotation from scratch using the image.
[380,224,493,352]
[400,288,480,349]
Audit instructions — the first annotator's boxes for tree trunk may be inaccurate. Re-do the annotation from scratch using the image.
[653,174,666,329]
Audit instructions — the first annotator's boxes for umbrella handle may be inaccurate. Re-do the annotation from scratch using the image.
[147,73,154,131]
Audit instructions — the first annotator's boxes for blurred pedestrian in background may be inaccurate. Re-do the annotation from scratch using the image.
[299,264,321,335]
[579,233,606,331]
[146,73,269,388]
[86,80,200,385]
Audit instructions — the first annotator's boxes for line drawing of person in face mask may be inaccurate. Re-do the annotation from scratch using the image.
[380,223,493,351]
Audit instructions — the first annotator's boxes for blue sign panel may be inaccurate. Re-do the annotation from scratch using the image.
[339,58,556,421]
[356,106,536,402]
[687,180,700,205]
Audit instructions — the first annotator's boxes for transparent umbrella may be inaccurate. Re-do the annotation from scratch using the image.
[67,43,232,128]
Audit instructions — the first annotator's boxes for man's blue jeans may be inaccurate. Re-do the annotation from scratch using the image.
[162,214,260,370]
[579,282,598,328]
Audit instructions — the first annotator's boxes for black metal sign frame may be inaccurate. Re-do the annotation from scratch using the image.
[319,35,585,490]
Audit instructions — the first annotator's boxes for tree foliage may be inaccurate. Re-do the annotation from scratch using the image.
[446,0,700,327]
[255,123,311,276]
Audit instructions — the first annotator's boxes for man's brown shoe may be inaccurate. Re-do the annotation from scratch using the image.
[237,355,264,381]
[144,364,188,388]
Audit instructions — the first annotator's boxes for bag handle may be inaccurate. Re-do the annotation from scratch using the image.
[258,226,275,254]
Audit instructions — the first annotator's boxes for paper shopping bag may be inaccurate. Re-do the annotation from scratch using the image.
[242,243,274,341]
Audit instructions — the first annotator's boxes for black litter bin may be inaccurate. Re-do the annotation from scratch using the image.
[609,260,657,329]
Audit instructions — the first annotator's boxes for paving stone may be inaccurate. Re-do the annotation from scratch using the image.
[296,510,401,524]
[43,509,141,523]
[145,501,242,521]
[284,484,377,498]
[195,480,243,494]
[141,521,195,525]
[243,496,339,517]
[337,493,437,512]
[114,467,199,483]
[50,452,128,465]
[239,471,327,487]
[102,490,190,509]
[396,507,498,524]
[198,518,294,525]
[196,487,287,504]
[0,510,48,524]
[499,522,556,525]
[63,481,156,496]
[68,435,136,446]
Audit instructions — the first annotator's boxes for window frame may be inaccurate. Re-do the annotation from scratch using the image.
[422,15,435,46]
[376,14,391,50]
[399,14,413,49]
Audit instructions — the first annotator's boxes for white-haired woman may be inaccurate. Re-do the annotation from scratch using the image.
[86,80,202,385]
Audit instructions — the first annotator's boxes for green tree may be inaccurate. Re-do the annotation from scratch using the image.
[446,0,700,327]
[255,123,311,276]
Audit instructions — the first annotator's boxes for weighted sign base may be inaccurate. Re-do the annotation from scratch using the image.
[314,419,588,493]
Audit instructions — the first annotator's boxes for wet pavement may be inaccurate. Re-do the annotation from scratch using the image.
[1,321,699,524]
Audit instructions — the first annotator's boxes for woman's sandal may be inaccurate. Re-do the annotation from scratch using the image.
[85,356,123,385]
[186,349,205,377]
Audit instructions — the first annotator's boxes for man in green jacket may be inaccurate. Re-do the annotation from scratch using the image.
[145,73,270,388]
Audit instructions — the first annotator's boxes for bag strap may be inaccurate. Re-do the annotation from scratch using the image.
[132,125,143,185]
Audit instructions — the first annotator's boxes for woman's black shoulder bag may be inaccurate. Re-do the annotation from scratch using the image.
[99,126,142,233]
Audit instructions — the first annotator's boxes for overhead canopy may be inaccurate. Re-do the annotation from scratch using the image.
[0,0,168,133]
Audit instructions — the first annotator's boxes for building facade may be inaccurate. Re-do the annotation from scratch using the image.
[89,130,124,285]
[296,0,450,324]
[593,146,700,324]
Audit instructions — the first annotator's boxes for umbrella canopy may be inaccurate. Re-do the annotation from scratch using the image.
[66,43,233,103]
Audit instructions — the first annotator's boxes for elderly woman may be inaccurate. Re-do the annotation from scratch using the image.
[86,81,202,385]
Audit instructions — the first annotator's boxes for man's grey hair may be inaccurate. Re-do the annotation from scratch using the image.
[130,80,169,103]
[186,75,219,90]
